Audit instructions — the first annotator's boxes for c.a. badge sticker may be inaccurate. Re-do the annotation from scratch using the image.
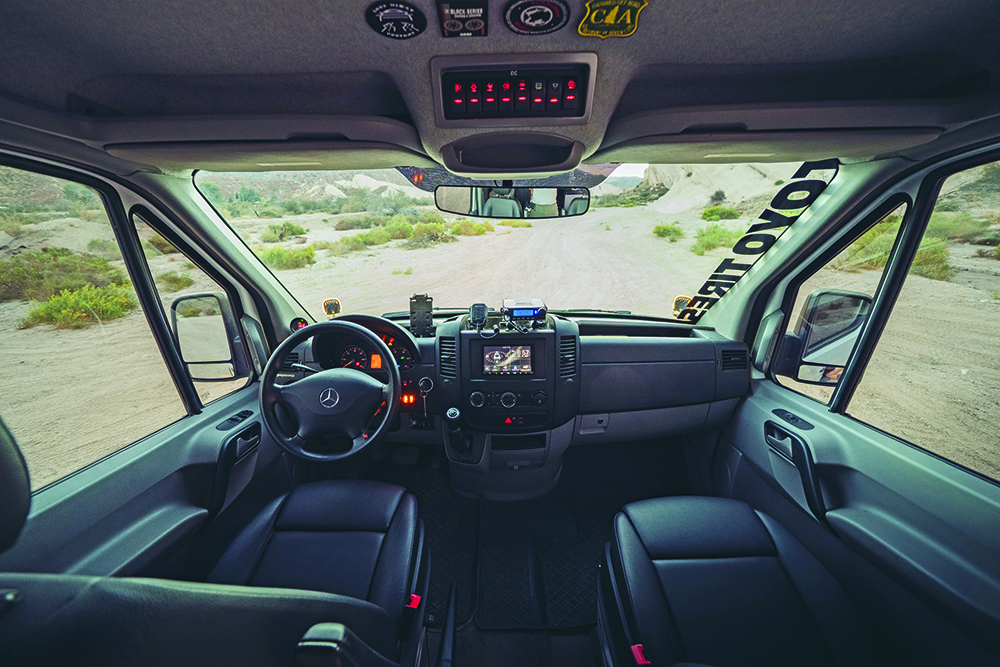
[577,0,647,39]
[439,1,488,37]
[366,1,427,39]
[503,0,570,35]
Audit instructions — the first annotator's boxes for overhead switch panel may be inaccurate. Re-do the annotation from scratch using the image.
[431,54,597,128]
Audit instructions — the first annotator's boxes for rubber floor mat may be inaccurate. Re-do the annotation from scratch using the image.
[367,449,479,623]
[476,440,690,630]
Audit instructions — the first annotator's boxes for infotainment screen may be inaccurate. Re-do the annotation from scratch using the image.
[483,345,532,375]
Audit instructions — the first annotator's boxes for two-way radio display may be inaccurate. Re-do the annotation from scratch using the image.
[483,345,532,375]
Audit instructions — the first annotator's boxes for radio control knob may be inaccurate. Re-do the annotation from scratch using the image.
[500,392,517,408]
[470,391,485,408]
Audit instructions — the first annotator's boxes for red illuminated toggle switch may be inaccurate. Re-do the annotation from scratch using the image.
[500,95,513,111]
[515,94,529,111]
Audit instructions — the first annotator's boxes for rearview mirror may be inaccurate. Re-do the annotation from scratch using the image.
[773,289,873,386]
[170,292,248,381]
[435,186,589,219]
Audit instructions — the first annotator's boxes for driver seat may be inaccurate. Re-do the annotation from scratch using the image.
[0,416,426,667]
[205,478,420,633]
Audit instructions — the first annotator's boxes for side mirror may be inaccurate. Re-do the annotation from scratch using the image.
[170,292,249,382]
[435,186,590,219]
[774,289,872,386]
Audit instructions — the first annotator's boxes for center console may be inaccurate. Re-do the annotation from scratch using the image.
[435,310,580,500]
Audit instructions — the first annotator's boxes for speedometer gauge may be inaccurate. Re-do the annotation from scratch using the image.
[339,345,368,370]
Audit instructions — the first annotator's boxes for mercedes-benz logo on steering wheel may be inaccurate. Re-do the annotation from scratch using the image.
[319,387,340,409]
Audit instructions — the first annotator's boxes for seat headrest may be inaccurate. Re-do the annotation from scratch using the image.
[491,188,511,196]
[0,417,31,553]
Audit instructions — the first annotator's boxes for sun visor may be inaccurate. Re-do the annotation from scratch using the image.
[104,141,437,172]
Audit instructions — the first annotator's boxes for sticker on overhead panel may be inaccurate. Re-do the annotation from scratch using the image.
[438,1,488,37]
[503,0,570,35]
[366,1,427,39]
[577,0,648,39]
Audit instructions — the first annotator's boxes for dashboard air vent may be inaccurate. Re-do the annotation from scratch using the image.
[281,352,300,371]
[439,337,457,378]
[721,349,749,371]
[559,336,578,377]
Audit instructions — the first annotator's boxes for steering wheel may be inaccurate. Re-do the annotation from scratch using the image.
[259,320,400,462]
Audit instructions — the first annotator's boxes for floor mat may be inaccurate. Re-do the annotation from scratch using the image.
[367,448,479,623]
[476,439,691,630]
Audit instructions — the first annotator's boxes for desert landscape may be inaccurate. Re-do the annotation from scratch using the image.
[2,162,998,487]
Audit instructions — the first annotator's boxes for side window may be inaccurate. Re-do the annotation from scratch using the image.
[774,204,907,404]
[847,161,1000,481]
[0,166,186,489]
[133,214,250,404]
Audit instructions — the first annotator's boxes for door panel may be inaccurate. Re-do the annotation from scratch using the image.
[0,385,278,576]
[723,379,1000,662]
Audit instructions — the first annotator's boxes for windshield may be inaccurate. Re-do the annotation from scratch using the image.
[196,163,827,321]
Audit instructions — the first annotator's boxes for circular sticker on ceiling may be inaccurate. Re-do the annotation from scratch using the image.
[366,1,427,39]
[503,0,570,35]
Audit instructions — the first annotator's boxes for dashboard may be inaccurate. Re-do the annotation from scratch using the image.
[315,332,416,372]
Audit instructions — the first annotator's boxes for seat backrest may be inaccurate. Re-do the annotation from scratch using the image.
[0,417,30,554]
[482,197,522,218]
[565,198,587,216]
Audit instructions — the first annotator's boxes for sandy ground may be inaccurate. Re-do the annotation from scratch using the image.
[2,202,999,487]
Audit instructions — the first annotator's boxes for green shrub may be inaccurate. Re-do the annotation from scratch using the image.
[392,267,414,275]
[411,222,445,240]
[924,212,989,241]
[312,240,336,250]
[710,190,726,205]
[406,223,457,248]
[0,215,25,238]
[653,223,684,241]
[147,233,179,255]
[418,211,445,225]
[327,235,369,256]
[335,215,382,231]
[255,245,316,269]
[995,245,1000,261]
[450,219,492,236]
[0,247,130,302]
[934,200,959,212]
[86,238,120,259]
[359,227,392,246]
[176,301,220,318]
[156,271,195,292]
[701,205,740,221]
[909,237,956,281]
[68,201,104,222]
[774,180,785,186]
[385,219,414,240]
[20,284,138,329]
[499,219,532,228]
[593,185,669,208]
[831,215,956,281]
[256,205,285,219]
[260,221,308,242]
[690,223,746,256]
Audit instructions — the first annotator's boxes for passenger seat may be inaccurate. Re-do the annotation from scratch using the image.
[598,496,874,667]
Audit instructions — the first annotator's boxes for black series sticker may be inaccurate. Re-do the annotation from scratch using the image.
[503,0,570,35]
[677,159,840,324]
[439,1,488,37]
[366,1,427,39]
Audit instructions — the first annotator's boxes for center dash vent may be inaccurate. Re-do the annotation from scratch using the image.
[720,349,749,371]
[281,352,300,371]
[439,337,457,378]
[559,336,578,377]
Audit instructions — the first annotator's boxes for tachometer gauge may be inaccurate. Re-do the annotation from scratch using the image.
[339,345,368,370]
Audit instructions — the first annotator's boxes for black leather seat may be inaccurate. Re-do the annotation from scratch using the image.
[206,479,420,634]
[0,417,426,667]
[599,496,874,667]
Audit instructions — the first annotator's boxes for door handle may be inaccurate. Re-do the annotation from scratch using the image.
[765,421,831,530]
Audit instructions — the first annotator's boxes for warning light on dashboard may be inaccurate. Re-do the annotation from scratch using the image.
[454,83,462,93]
[370,354,382,370]
[470,83,478,93]
[566,95,576,101]
[518,80,527,91]
[567,80,576,90]
[401,394,416,405]
[517,96,527,101]
[533,97,543,104]
[502,81,510,91]
[486,82,494,92]
[549,97,559,104]
[501,97,511,103]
